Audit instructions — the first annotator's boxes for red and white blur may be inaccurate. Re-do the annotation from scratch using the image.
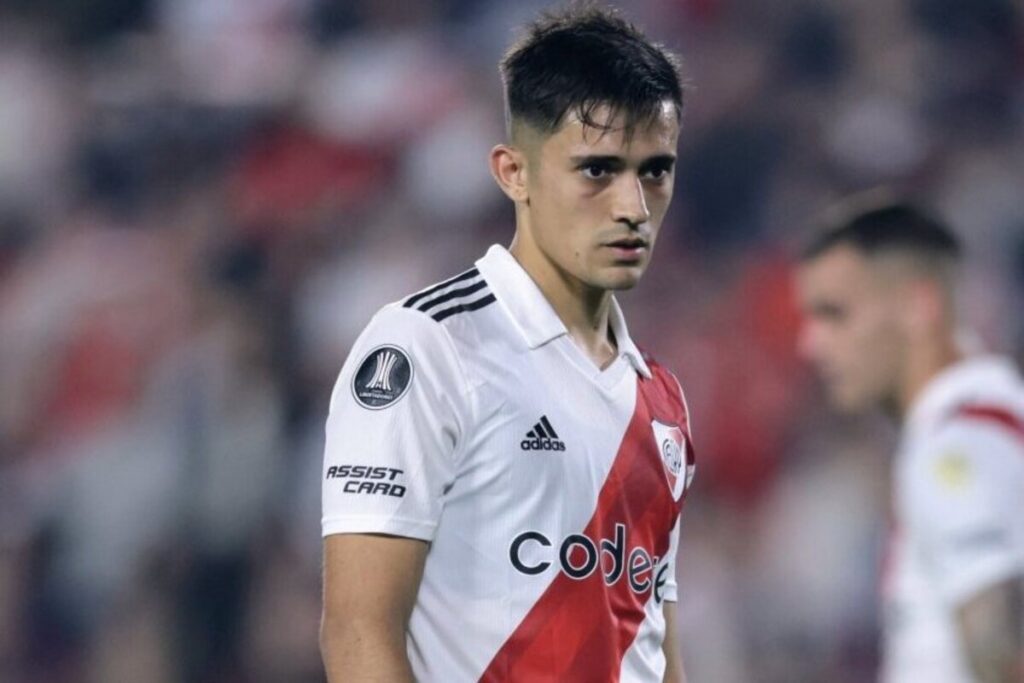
[0,1,1022,682]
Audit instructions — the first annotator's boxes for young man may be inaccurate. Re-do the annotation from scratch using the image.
[796,199,1024,683]
[320,7,695,683]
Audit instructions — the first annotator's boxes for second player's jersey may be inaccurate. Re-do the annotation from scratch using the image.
[322,245,696,682]
[882,355,1024,683]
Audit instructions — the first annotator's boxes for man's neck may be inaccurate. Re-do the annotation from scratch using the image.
[508,237,618,369]
[896,332,964,421]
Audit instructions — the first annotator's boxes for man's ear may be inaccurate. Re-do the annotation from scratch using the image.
[905,279,946,336]
[489,144,529,203]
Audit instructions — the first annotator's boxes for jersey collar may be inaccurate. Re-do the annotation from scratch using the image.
[476,244,652,379]
[608,295,652,379]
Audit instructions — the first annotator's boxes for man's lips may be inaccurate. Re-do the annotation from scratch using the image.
[603,237,649,260]
[605,237,648,248]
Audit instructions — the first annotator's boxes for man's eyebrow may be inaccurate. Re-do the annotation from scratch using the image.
[568,153,678,166]
[569,155,625,166]
[639,154,677,167]
[811,301,846,318]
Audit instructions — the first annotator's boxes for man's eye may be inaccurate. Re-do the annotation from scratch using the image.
[644,166,671,181]
[812,304,846,322]
[581,164,609,179]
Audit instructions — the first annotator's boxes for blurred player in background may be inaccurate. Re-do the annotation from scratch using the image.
[796,198,1024,683]
[320,6,694,682]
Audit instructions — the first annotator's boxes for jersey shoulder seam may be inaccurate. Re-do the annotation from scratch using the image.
[399,266,497,324]
[379,303,480,395]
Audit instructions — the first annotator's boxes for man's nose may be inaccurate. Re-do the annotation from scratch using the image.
[612,175,650,228]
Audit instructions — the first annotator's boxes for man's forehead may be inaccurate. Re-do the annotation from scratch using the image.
[556,101,680,151]
[801,246,902,297]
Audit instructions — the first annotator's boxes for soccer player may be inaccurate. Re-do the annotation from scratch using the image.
[796,199,1024,683]
[319,6,694,683]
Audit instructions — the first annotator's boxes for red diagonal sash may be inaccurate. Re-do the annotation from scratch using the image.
[479,367,688,682]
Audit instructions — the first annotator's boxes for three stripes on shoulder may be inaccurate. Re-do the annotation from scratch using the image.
[403,267,496,322]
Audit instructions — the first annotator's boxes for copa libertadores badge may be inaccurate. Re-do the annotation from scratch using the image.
[352,345,413,410]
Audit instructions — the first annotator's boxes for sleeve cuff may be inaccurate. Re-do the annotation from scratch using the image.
[322,515,438,542]
[939,554,1024,606]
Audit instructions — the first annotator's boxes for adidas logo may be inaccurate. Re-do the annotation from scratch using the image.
[520,415,566,452]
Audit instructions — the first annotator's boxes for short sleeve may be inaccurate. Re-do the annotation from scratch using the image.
[907,420,1024,606]
[321,305,471,541]
[660,369,690,604]
[660,517,681,603]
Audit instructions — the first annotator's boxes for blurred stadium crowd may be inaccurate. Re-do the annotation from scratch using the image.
[0,0,1022,681]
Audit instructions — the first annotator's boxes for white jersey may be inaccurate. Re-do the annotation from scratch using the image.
[322,245,695,682]
[882,355,1024,683]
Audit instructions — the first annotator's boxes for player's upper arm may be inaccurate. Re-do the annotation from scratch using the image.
[660,517,682,604]
[320,533,428,682]
[322,304,472,541]
[907,419,1024,607]
[662,600,687,683]
[955,576,1023,683]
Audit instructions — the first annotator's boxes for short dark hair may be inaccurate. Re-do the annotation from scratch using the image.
[500,4,684,138]
[801,199,962,266]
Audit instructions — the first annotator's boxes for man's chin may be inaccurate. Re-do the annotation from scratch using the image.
[596,265,645,291]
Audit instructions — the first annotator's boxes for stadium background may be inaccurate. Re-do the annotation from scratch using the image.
[0,0,1022,681]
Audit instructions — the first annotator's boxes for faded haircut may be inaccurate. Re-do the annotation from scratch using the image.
[802,196,963,287]
[499,4,684,140]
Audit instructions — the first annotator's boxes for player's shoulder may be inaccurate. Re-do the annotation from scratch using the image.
[333,266,494,413]
[909,400,1024,495]
[929,358,1024,448]
[397,265,497,324]
[931,401,1024,454]
[364,265,499,341]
